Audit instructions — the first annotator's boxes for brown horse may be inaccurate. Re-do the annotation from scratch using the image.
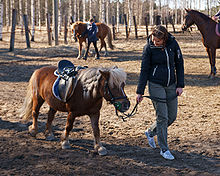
[182,9,219,78]
[70,21,114,59]
[19,65,130,155]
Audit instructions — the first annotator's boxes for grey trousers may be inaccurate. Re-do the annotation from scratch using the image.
[148,82,178,151]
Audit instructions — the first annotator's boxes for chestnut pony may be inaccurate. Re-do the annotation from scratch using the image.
[70,21,114,59]
[182,9,219,78]
[20,66,130,155]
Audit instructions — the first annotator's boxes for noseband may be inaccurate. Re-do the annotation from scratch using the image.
[104,81,128,111]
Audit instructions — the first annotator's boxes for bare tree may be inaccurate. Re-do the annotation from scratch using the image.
[128,0,133,30]
[5,0,9,30]
[116,0,120,32]
[31,0,35,41]
[19,0,23,32]
[89,0,92,19]
[106,0,109,25]
[0,1,3,40]
[83,0,86,21]
[74,0,77,21]
[149,0,154,25]
[45,0,48,25]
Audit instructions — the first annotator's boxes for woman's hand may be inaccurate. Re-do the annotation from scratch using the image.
[176,88,183,96]
[136,94,143,103]
[212,16,218,21]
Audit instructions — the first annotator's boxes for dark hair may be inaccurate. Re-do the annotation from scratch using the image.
[89,18,94,23]
[151,25,168,47]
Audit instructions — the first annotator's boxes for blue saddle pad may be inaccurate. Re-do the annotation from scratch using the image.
[52,77,62,101]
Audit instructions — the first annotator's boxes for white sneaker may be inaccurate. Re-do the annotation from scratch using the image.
[160,150,175,160]
[145,130,156,149]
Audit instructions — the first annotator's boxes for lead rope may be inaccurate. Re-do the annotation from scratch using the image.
[115,95,178,122]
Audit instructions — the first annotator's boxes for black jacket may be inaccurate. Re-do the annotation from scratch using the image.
[136,33,184,95]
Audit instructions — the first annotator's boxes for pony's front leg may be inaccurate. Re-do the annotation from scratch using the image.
[45,108,57,141]
[207,48,217,78]
[89,112,107,156]
[77,41,83,59]
[61,112,75,149]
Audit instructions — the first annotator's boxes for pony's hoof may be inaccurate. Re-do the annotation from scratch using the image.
[61,140,71,149]
[77,56,81,59]
[208,74,214,79]
[45,134,55,141]
[98,146,107,156]
[28,126,37,137]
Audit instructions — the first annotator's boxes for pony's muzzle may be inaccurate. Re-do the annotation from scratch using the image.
[120,99,130,112]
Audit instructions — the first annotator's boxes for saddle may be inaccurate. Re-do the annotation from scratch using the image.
[52,60,88,102]
[215,23,220,37]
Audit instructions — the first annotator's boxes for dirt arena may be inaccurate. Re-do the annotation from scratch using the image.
[0,26,219,175]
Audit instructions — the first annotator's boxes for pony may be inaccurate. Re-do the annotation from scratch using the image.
[182,9,219,78]
[19,65,130,155]
[70,21,114,59]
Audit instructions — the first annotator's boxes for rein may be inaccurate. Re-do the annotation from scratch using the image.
[115,95,178,122]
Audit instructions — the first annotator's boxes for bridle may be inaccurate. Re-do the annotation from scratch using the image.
[103,80,128,112]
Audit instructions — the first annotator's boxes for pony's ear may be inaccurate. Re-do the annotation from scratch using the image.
[185,8,189,12]
[99,70,110,80]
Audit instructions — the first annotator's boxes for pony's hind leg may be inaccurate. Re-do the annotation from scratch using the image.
[61,112,76,149]
[89,112,107,156]
[100,39,108,56]
[29,96,44,137]
[45,107,57,141]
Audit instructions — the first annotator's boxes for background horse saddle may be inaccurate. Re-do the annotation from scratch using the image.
[52,60,87,102]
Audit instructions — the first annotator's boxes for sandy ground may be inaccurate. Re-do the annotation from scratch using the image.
[0,26,219,175]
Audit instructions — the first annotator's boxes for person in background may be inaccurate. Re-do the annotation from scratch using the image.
[136,25,184,160]
[83,18,100,60]
[212,10,220,21]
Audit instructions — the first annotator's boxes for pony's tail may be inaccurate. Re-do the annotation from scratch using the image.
[19,71,35,121]
[107,26,114,50]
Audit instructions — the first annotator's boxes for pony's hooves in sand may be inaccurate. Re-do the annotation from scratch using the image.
[61,141,71,149]
[28,126,37,137]
[98,146,107,156]
[46,134,55,141]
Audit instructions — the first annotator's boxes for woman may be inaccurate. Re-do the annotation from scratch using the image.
[83,18,100,60]
[136,25,184,160]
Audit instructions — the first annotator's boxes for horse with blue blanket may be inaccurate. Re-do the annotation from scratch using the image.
[19,60,130,155]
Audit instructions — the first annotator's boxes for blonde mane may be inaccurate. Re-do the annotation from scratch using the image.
[78,67,127,99]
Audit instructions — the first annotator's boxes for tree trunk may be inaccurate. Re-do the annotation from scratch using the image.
[116,0,119,32]
[149,0,154,25]
[45,0,48,25]
[83,0,86,21]
[58,0,62,34]
[31,0,35,41]
[38,0,41,30]
[74,0,77,21]
[0,2,3,40]
[19,0,23,32]
[89,0,92,19]
[5,0,9,30]
[128,0,132,31]
[106,0,109,25]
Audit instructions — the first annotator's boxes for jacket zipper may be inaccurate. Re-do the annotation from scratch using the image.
[165,48,170,86]
[152,65,158,76]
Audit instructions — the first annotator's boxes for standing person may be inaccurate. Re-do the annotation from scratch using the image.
[212,10,220,21]
[83,18,100,60]
[136,25,184,160]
